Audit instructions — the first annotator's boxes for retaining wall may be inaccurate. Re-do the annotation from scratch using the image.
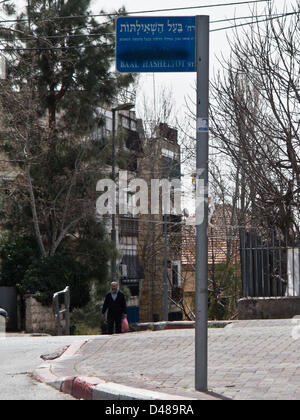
[25,295,57,334]
[238,297,300,320]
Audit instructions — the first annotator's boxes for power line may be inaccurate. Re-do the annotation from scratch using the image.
[211,12,286,24]
[0,45,96,51]
[120,0,272,16]
[4,12,289,43]
[211,10,299,32]
[0,0,282,50]
[0,7,296,53]
[0,10,297,52]
[0,10,278,45]
[0,0,272,24]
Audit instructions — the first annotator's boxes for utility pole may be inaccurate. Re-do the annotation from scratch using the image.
[27,0,31,29]
[111,103,135,284]
[111,109,117,284]
[163,215,168,321]
[195,15,210,393]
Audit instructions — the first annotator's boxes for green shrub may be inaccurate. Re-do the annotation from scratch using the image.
[0,233,92,309]
[20,254,91,308]
[71,300,102,335]
[208,262,241,320]
[0,233,39,287]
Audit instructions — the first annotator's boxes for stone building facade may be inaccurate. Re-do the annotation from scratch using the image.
[137,123,182,322]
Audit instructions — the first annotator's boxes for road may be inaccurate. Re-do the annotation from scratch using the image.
[0,334,89,400]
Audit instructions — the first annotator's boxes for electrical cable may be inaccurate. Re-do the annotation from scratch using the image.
[0,10,297,51]
[211,10,299,32]
[3,12,290,42]
[0,0,272,24]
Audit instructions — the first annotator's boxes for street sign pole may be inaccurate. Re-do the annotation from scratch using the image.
[195,15,210,392]
[116,15,210,391]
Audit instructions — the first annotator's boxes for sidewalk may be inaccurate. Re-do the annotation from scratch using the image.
[34,319,300,400]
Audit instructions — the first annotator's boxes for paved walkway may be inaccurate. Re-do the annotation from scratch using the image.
[36,319,300,400]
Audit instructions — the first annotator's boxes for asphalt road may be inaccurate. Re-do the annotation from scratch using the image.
[0,334,90,400]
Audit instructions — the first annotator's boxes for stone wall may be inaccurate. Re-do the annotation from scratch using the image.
[25,295,57,334]
[238,297,300,320]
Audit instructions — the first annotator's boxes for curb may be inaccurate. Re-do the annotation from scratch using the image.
[33,340,199,400]
[136,320,233,332]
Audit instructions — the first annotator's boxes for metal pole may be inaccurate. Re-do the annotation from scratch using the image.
[110,103,134,284]
[64,286,70,336]
[111,109,117,283]
[53,296,62,336]
[195,15,210,392]
[163,215,169,321]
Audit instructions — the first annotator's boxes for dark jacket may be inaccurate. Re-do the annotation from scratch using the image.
[102,291,127,318]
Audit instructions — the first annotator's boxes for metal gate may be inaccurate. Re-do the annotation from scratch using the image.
[52,286,70,336]
[240,229,300,298]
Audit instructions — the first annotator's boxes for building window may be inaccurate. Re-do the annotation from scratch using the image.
[119,217,139,238]
[171,261,181,287]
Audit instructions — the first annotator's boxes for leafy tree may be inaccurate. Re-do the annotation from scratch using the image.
[0,229,112,306]
[20,254,91,308]
[0,0,133,133]
[0,233,39,288]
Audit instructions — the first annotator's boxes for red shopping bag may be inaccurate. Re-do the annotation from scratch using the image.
[122,316,129,333]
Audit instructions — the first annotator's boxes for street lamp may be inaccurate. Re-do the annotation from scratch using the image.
[111,103,135,283]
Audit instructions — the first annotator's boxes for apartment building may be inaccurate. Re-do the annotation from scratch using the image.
[137,123,182,323]
[96,108,182,323]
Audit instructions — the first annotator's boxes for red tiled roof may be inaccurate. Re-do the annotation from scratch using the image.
[182,206,240,266]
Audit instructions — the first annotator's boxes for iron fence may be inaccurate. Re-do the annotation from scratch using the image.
[240,228,300,298]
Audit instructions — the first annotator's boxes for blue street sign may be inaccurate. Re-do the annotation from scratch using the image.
[116,16,196,73]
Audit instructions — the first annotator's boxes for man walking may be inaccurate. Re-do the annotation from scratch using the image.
[102,282,127,334]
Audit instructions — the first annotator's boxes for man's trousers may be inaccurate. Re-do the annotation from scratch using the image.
[107,313,122,334]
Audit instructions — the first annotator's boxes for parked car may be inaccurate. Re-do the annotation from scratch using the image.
[0,307,9,323]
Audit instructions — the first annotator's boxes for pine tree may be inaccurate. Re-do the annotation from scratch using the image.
[1,0,133,131]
